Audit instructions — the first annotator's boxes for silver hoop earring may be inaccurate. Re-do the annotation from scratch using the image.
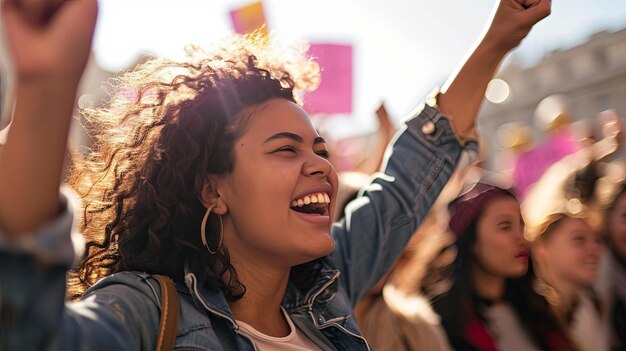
[200,205,223,254]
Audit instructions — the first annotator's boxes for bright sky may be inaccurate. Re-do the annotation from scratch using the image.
[92,0,626,137]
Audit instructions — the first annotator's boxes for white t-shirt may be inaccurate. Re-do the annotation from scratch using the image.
[236,308,323,351]
[486,303,540,351]
[571,291,609,351]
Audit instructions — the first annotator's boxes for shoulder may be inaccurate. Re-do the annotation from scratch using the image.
[82,271,163,306]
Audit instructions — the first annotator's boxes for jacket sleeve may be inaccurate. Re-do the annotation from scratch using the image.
[0,191,162,351]
[330,103,477,306]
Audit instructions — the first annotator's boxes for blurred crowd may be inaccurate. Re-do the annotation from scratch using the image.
[1,0,625,350]
[330,96,626,350]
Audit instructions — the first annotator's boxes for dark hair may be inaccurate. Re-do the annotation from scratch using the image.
[606,184,626,234]
[67,34,320,300]
[430,210,573,350]
[604,183,626,265]
[608,184,626,214]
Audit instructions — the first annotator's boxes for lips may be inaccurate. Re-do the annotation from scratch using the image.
[516,250,529,259]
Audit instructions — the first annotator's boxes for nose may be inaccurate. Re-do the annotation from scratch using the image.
[302,152,333,177]
[517,227,529,245]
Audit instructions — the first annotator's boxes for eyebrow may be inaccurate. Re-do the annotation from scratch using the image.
[263,132,326,145]
[494,215,516,222]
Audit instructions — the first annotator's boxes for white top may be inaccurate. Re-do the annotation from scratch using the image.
[571,291,609,351]
[236,308,323,351]
[486,303,540,351]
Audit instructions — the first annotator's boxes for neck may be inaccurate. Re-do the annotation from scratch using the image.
[228,253,292,337]
[549,277,579,314]
[471,263,505,304]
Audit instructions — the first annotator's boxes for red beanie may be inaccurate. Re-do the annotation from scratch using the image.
[448,183,517,239]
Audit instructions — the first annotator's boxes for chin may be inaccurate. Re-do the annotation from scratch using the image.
[295,237,335,264]
[577,274,598,286]
[313,237,335,256]
[509,265,528,278]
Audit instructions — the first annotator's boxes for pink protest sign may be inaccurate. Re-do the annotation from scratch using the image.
[513,129,579,200]
[229,1,268,35]
[304,43,353,115]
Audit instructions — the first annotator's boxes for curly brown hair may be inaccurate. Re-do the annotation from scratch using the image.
[67,33,320,300]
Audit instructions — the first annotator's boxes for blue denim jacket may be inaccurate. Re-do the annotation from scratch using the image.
[0,104,475,350]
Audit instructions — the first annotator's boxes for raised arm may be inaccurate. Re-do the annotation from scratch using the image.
[331,0,551,304]
[438,0,551,140]
[0,0,98,236]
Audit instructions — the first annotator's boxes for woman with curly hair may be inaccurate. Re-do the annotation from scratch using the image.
[0,0,550,350]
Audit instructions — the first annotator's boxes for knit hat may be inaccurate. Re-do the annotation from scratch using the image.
[522,152,606,242]
[448,182,516,239]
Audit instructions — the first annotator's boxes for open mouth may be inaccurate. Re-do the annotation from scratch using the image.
[290,192,331,216]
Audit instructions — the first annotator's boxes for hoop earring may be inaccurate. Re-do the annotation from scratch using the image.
[200,204,223,254]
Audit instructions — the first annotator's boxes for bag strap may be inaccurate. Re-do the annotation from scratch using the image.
[153,274,180,351]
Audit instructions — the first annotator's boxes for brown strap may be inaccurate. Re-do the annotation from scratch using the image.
[153,275,180,351]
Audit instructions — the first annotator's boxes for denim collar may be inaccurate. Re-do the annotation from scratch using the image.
[183,259,340,325]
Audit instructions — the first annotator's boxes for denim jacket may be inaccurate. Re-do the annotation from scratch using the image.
[0,104,476,350]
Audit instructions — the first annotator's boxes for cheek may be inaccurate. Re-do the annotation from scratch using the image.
[229,167,291,223]
[548,244,582,271]
[475,235,511,268]
[485,234,514,256]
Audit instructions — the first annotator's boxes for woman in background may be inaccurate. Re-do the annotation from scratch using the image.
[431,182,577,351]
[529,212,608,351]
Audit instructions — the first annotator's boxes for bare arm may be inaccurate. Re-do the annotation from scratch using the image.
[438,0,551,139]
[0,0,98,236]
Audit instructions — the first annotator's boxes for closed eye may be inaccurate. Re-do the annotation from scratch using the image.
[275,146,297,154]
[498,221,512,231]
[316,150,331,159]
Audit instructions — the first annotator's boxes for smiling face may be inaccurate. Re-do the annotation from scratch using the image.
[213,98,338,269]
[472,195,529,279]
[537,217,604,288]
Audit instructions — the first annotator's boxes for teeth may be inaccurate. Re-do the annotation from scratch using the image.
[291,192,332,207]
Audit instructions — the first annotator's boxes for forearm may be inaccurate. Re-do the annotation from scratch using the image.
[437,36,508,140]
[332,105,474,305]
[0,79,77,236]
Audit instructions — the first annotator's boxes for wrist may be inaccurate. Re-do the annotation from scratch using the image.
[15,77,80,115]
[16,74,81,94]
[479,30,515,60]
[13,80,77,132]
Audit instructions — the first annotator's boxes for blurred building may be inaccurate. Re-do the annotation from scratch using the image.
[478,28,626,170]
